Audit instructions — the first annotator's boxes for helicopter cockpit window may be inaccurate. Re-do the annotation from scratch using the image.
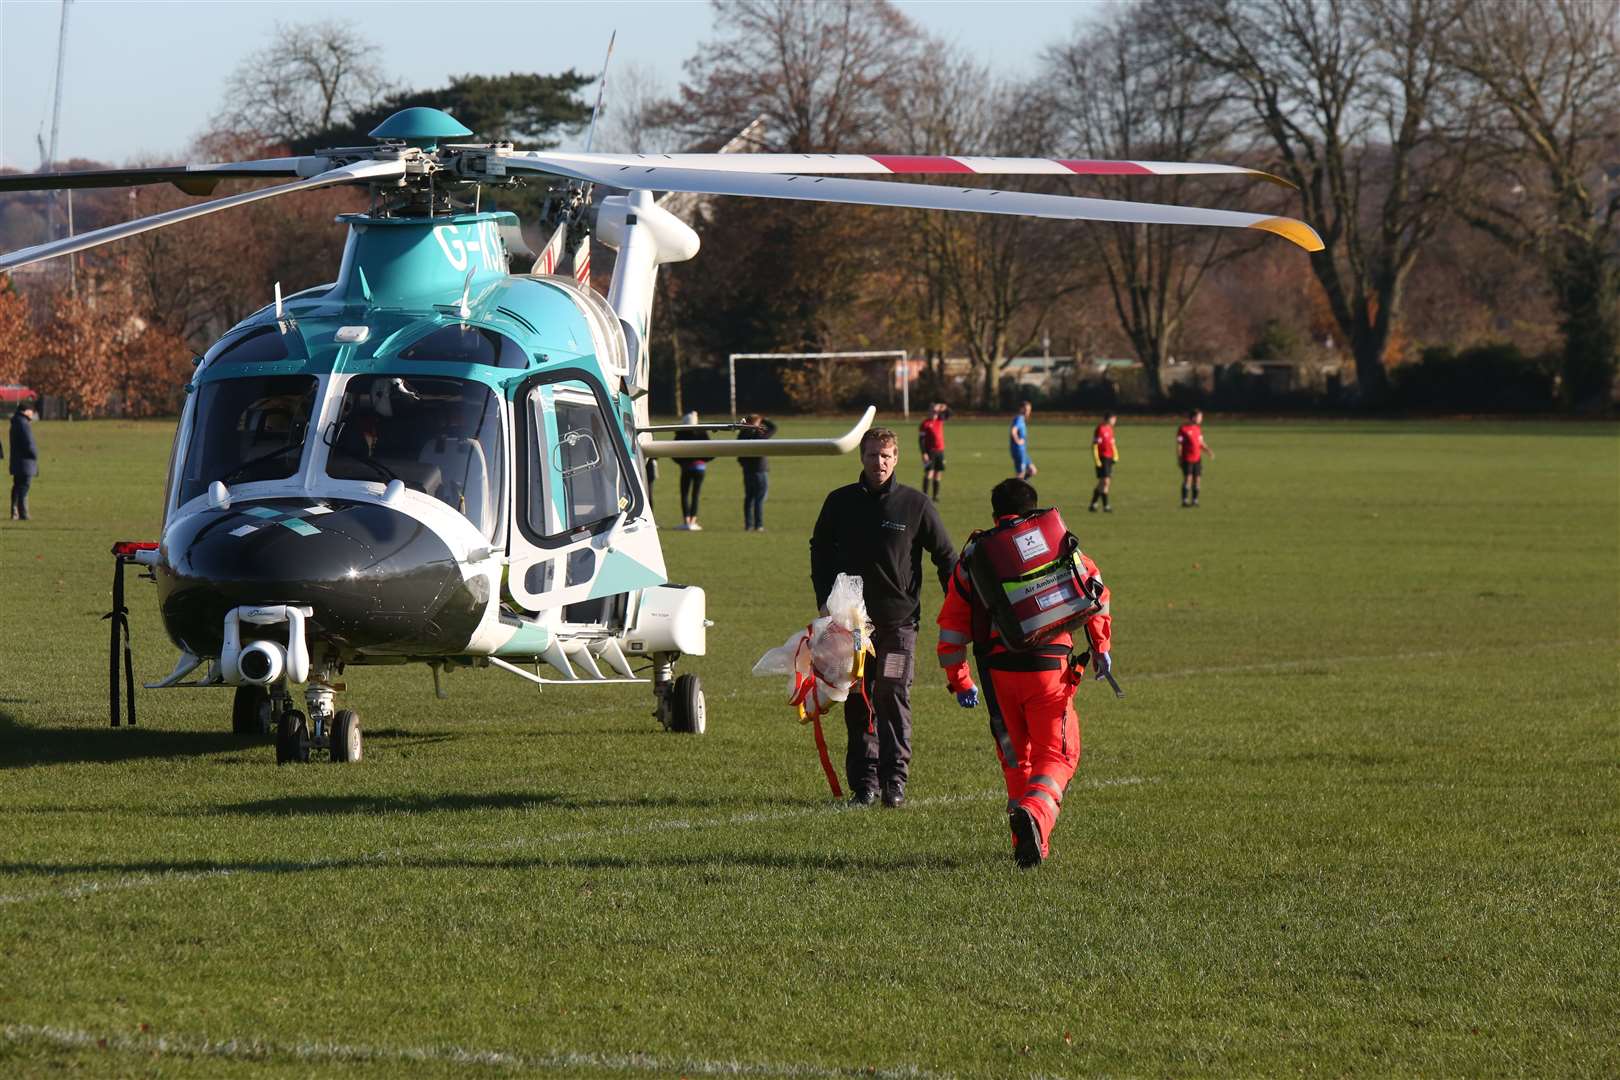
[325,374,504,538]
[525,379,630,539]
[398,324,528,369]
[177,375,317,504]
[206,326,290,366]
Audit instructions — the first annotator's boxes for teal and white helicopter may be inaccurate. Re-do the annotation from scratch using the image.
[0,106,1321,764]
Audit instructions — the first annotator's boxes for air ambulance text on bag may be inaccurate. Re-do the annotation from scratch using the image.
[966,509,1101,652]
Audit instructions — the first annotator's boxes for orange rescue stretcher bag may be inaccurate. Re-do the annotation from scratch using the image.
[966,508,1102,652]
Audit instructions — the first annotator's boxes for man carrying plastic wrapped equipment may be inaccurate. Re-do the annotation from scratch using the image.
[811,428,956,808]
[935,478,1115,868]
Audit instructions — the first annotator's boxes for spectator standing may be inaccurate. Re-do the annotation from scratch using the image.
[674,412,711,530]
[9,400,39,521]
[810,428,956,808]
[917,402,950,501]
[1175,409,1212,507]
[1089,412,1119,513]
[1009,400,1037,479]
[737,413,777,531]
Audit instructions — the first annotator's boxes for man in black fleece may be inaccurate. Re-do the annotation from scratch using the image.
[810,427,956,807]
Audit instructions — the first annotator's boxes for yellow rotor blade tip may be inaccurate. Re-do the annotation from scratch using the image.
[1252,216,1324,252]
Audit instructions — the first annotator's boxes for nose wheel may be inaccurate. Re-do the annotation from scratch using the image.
[330,709,362,763]
[267,681,362,765]
[275,710,310,764]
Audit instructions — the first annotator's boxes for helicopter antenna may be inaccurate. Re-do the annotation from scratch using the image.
[583,30,616,154]
[273,280,297,334]
[458,269,474,320]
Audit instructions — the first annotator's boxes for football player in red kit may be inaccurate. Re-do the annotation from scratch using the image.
[1089,412,1118,513]
[935,478,1113,868]
[1175,409,1211,507]
[917,402,950,501]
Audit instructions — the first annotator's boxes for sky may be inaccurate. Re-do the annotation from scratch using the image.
[1,0,1106,169]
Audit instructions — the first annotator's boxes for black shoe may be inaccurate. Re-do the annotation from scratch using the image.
[1009,806,1043,868]
[1088,504,1098,513]
[881,786,905,809]
[848,789,878,807]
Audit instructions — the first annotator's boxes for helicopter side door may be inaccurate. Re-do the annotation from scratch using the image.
[505,369,665,619]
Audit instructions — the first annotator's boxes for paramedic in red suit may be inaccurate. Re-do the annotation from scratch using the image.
[935,478,1112,867]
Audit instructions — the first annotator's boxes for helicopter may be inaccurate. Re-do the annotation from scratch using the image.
[0,105,1322,765]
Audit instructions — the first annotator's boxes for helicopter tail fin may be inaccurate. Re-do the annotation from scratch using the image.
[534,221,567,276]
[531,220,593,285]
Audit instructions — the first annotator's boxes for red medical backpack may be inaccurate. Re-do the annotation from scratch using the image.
[966,508,1101,651]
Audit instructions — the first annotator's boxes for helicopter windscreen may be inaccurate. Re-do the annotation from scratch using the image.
[177,375,318,504]
[326,375,504,537]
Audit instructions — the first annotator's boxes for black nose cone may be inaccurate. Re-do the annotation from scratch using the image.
[158,497,486,657]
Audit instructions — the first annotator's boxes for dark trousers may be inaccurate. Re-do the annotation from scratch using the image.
[9,475,30,519]
[742,471,768,528]
[680,469,705,518]
[844,623,916,796]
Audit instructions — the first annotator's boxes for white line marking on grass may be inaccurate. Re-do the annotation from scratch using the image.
[0,868,236,906]
[0,779,1153,905]
[3,1023,953,1078]
[1130,637,1616,682]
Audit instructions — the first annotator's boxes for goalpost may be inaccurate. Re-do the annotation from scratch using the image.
[728,350,911,418]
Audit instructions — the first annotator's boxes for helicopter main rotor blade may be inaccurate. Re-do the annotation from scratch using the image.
[519,151,1295,188]
[498,155,1324,252]
[0,157,319,195]
[0,159,406,274]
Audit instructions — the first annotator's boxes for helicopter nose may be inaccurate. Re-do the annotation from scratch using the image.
[158,497,487,657]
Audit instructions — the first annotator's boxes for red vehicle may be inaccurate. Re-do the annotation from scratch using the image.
[0,385,36,408]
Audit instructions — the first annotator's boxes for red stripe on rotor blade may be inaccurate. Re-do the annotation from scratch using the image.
[868,155,975,174]
[1057,160,1154,175]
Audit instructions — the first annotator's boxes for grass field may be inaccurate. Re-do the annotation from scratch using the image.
[1,415,1616,1078]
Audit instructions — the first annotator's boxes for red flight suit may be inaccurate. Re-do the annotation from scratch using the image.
[935,520,1111,858]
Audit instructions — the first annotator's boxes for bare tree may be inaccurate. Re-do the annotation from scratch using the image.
[1160,0,1476,404]
[1046,8,1274,401]
[215,21,392,145]
[886,50,1092,405]
[657,0,921,152]
[601,62,686,155]
[1445,0,1620,409]
[653,0,923,408]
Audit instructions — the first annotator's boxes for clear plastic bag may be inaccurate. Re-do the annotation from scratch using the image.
[753,573,874,720]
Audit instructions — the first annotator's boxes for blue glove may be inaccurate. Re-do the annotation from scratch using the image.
[955,688,980,709]
[1092,651,1112,680]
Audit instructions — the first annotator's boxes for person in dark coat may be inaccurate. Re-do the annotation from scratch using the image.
[9,401,39,521]
[737,413,777,531]
[810,427,957,808]
[673,411,711,530]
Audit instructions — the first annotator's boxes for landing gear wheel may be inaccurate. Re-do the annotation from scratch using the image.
[330,709,362,763]
[670,673,706,735]
[275,710,311,764]
[232,685,271,736]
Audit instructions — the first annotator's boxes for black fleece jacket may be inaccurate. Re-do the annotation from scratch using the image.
[810,474,956,628]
